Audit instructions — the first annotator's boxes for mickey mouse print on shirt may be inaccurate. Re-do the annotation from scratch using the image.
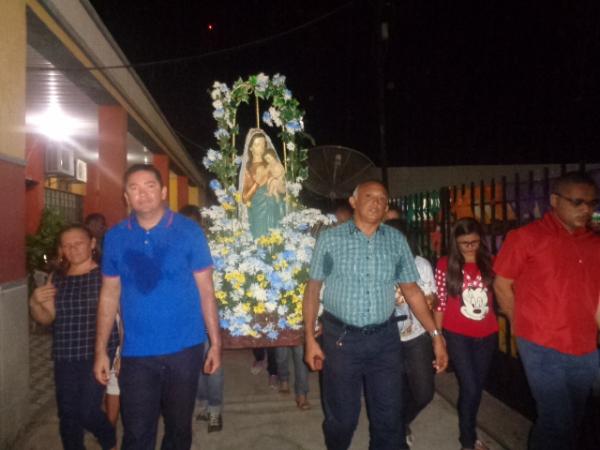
[435,256,498,337]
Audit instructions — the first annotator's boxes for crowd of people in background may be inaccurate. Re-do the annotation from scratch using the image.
[28,166,599,450]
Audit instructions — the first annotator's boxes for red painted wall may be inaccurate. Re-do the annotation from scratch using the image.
[85,106,127,227]
[177,175,188,209]
[0,160,26,282]
[24,135,45,235]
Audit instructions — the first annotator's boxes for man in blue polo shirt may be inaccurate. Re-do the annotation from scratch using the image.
[94,164,221,450]
[303,180,448,450]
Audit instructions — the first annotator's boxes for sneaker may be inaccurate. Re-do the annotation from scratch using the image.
[207,413,223,433]
[268,374,278,389]
[474,440,489,450]
[195,409,209,421]
[279,380,290,394]
[405,426,414,447]
[250,359,265,375]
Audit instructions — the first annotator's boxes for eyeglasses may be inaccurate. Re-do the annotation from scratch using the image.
[553,193,600,209]
[457,239,480,248]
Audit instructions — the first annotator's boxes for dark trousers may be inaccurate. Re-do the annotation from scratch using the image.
[54,359,116,450]
[253,347,278,376]
[401,332,435,426]
[517,338,599,450]
[321,314,407,450]
[119,344,204,450]
[444,330,497,449]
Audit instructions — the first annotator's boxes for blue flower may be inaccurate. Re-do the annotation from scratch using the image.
[220,319,230,329]
[267,330,279,340]
[281,250,295,261]
[209,179,222,191]
[285,120,302,134]
[267,272,284,290]
[213,108,225,119]
[213,257,225,270]
[278,318,289,329]
[267,289,280,302]
[262,111,273,127]
[283,89,292,100]
[202,156,213,169]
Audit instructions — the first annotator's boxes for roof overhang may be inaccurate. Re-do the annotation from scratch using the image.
[26,0,205,187]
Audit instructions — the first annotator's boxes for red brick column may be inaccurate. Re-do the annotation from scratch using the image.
[24,135,45,235]
[153,154,170,203]
[177,175,188,209]
[85,105,127,226]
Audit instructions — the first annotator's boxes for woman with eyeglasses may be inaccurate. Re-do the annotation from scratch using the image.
[433,218,498,450]
[29,225,119,450]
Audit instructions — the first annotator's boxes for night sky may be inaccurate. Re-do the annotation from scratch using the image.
[89,0,600,167]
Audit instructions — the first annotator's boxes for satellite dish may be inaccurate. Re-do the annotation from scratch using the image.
[304,145,377,200]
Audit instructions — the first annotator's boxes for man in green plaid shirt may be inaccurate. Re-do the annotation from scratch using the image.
[303,180,448,450]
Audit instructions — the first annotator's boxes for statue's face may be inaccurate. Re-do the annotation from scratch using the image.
[250,136,267,159]
[264,153,274,164]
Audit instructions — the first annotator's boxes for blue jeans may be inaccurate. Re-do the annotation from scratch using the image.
[119,344,204,450]
[54,359,116,450]
[444,330,497,449]
[275,345,309,395]
[517,338,599,450]
[401,332,435,426]
[196,342,224,414]
[321,313,407,450]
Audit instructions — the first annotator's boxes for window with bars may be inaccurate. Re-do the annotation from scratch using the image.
[44,188,83,224]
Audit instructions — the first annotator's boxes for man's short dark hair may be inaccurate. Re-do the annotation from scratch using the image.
[84,212,106,226]
[552,171,598,195]
[123,164,164,188]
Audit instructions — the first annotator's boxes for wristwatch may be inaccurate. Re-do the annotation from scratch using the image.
[430,329,442,338]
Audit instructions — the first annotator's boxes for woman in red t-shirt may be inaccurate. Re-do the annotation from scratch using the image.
[434,218,498,450]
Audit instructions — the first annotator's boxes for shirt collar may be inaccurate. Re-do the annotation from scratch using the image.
[347,219,386,236]
[127,208,174,231]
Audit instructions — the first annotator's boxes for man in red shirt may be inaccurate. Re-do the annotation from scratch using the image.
[494,171,600,450]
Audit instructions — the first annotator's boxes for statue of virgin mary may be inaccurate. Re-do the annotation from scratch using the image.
[238,128,286,238]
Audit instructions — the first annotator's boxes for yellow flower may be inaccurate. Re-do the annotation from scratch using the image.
[222,202,235,212]
[234,192,242,203]
[253,303,266,314]
[241,303,251,313]
[216,291,227,301]
[257,273,265,282]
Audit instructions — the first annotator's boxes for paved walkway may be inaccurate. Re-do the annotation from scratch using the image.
[13,332,531,450]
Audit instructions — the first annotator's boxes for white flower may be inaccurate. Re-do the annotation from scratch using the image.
[265,301,278,313]
[268,107,282,127]
[212,100,223,110]
[207,149,222,161]
[214,128,230,140]
[286,142,295,151]
[255,73,269,93]
[272,73,286,86]
[249,283,267,302]
[287,182,302,197]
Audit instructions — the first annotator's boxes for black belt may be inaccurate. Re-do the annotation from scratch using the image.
[322,311,399,335]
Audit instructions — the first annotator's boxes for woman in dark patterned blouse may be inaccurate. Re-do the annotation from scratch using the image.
[29,224,118,450]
